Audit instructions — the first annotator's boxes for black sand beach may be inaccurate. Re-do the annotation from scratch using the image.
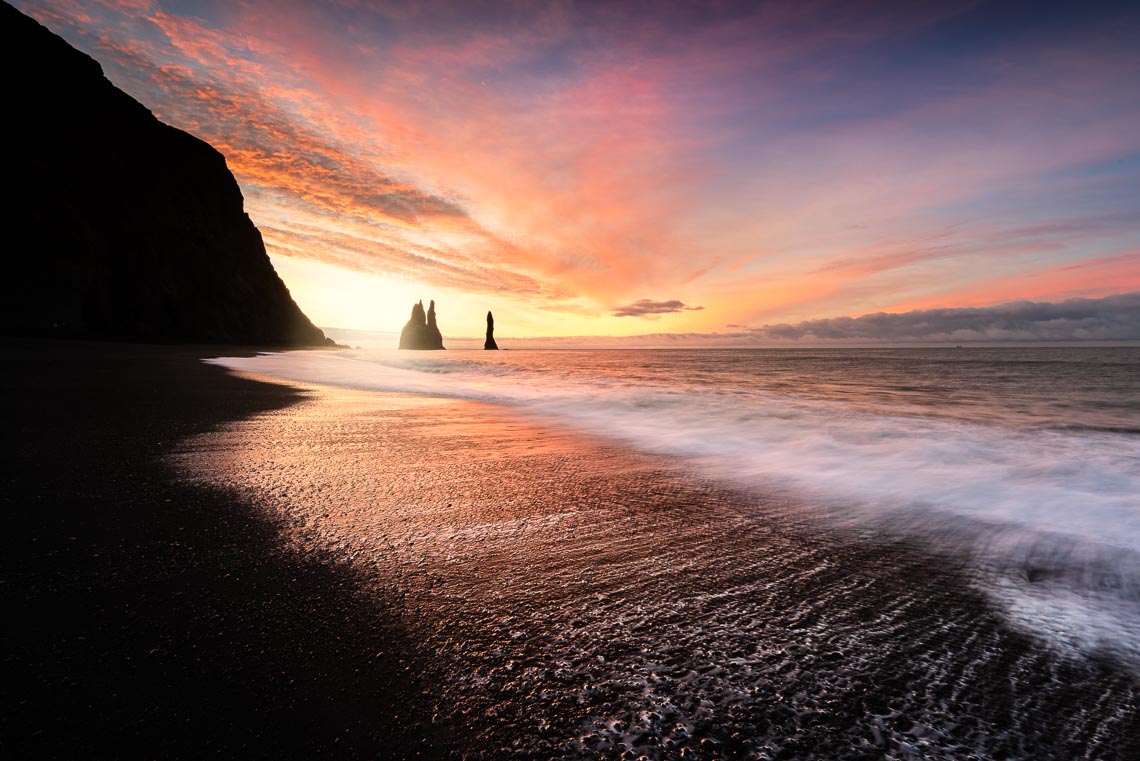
[5,2,1138,757]
[3,342,1139,759]
[0,341,442,758]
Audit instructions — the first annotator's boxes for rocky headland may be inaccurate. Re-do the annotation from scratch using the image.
[0,1,329,346]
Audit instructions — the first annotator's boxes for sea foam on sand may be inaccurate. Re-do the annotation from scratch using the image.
[209,349,1140,668]
[175,371,1140,758]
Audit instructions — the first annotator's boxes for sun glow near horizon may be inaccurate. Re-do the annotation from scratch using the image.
[271,253,733,339]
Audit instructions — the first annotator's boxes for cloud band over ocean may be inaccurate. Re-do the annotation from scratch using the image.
[744,292,1140,343]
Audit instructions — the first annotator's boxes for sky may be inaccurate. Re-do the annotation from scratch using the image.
[18,0,1140,343]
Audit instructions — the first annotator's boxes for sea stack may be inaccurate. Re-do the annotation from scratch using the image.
[398,299,445,350]
[0,2,329,346]
[484,311,499,350]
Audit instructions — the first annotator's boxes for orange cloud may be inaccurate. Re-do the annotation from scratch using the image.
[883,251,1140,314]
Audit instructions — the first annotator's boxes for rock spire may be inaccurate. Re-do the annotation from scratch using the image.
[398,299,445,350]
[484,311,499,350]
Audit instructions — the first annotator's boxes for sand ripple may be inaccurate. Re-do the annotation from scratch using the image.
[172,385,1139,759]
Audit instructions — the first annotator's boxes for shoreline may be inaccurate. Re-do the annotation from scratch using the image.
[169,366,1140,758]
[4,341,1138,758]
[0,340,446,757]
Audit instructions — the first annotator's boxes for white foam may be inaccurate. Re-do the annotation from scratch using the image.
[208,349,1140,664]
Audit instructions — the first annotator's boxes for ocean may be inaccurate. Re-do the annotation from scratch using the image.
[204,347,1140,758]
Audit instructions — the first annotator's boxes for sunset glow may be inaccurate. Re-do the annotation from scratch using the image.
[20,0,1140,340]
[9,2,1140,754]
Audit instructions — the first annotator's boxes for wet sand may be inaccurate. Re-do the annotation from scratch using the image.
[3,342,1138,759]
[173,375,1139,758]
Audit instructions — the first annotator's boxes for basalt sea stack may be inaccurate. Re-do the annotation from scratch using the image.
[0,2,329,346]
[399,300,445,350]
[484,311,499,350]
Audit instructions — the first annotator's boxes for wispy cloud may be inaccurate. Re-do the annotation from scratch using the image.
[612,299,704,318]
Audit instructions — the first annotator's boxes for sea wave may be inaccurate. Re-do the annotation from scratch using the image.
[208,349,1140,665]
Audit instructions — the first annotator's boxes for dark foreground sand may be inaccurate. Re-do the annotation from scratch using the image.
[3,341,1138,760]
[1,341,443,758]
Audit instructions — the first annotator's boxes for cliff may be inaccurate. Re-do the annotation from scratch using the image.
[0,2,330,346]
[398,300,445,350]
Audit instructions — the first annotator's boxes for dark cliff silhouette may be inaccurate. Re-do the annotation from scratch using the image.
[484,311,499,350]
[398,300,445,350]
[0,2,330,346]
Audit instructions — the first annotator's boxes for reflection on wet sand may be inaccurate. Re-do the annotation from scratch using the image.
[173,380,1139,759]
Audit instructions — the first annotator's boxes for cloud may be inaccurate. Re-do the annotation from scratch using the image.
[880,250,1140,315]
[750,292,1140,343]
[17,1,573,304]
[612,299,704,318]
[259,218,555,296]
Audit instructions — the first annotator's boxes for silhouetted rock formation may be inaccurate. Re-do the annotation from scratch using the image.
[0,2,330,346]
[484,311,499,350]
[399,300,445,350]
